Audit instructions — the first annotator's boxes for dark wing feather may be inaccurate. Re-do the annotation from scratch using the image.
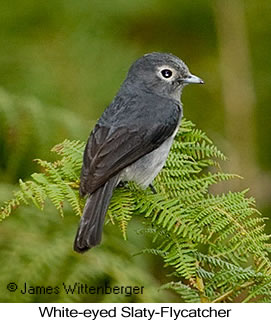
[80,100,181,196]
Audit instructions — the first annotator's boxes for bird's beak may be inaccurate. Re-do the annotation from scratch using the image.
[183,73,204,84]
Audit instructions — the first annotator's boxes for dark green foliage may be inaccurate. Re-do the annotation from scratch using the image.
[0,88,89,182]
[0,201,170,302]
[1,118,270,302]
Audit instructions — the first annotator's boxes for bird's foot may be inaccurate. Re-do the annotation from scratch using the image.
[149,184,157,194]
[117,180,129,188]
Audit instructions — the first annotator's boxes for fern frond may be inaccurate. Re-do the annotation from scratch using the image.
[160,281,201,303]
[1,118,270,303]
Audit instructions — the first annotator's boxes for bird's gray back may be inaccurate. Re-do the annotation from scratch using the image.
[99,88,181,129]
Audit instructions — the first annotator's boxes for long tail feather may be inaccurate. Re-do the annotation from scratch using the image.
[74,175,119,253]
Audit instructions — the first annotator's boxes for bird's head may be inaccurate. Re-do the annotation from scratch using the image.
[125,52,204,100]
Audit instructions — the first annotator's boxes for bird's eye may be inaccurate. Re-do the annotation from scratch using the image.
[161,69,173,78]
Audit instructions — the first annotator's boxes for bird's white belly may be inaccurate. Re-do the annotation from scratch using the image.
[120,134,175,188]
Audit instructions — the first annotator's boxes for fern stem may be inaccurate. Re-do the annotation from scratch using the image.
[242,282,266,303]
[193,262,209,303]
[212,281,254,303]
[213,206,271,272]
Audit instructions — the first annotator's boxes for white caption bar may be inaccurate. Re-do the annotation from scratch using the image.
[0,303,270,322]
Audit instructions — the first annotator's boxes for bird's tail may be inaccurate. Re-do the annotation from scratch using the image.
[73,175,119,253]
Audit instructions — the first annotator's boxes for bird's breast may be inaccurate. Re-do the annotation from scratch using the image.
[120,132,176,188]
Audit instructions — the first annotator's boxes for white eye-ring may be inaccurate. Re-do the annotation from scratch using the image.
[157,65,176,81]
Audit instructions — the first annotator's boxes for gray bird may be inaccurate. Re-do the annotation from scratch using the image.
[74,52,203,253]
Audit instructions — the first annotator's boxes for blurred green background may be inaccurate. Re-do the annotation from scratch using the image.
[0,0,270,302]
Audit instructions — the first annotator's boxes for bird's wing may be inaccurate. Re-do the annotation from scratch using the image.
[79,101,181,196]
